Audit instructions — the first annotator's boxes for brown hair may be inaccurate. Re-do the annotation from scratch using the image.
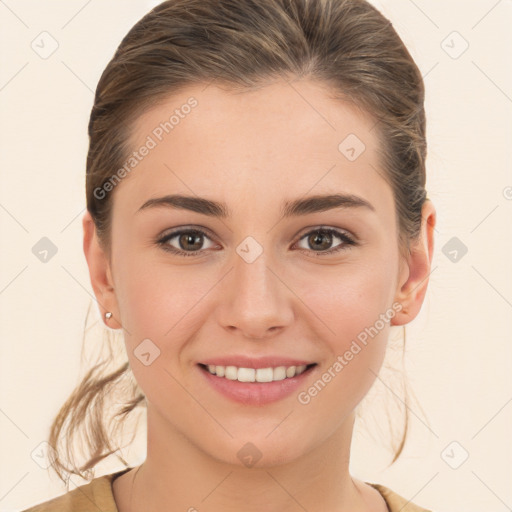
[49,0,429,483]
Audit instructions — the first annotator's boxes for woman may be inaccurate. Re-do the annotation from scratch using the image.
[22,0,436,510]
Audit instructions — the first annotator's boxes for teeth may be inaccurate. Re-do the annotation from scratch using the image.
[286,366,296,378]
[238,367,255,382]
[225,366,238,380]
[204,363,310,382]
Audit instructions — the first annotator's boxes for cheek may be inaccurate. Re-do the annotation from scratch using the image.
[293,266,396,428]
[298,256,397,388]
[115,253,215,351]
[114,260,215,411]
[301,255,398,341]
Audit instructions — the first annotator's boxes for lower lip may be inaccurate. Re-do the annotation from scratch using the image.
[198,364,316,406]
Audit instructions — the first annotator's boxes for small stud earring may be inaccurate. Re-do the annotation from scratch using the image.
[105,312,113,320]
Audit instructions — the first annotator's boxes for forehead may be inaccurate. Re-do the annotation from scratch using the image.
[113,78,392,218]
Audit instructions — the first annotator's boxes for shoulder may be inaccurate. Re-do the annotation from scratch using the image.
[20,469,130,512]
[367,482,433,512]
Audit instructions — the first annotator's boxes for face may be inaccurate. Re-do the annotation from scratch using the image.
[88,78,417,467]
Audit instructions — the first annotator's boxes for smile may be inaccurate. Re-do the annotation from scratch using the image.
[197,362,318,405]
[201,363,312,383]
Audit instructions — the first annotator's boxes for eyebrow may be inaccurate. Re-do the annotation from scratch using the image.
[137,193,376,218]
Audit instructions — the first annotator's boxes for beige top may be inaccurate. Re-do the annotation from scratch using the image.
[21,468,432,511]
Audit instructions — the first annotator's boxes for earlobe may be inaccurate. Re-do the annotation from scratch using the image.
[82,211,122,329]
[391,200,436,326]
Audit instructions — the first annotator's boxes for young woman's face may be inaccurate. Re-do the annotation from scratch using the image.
[104,78,412,466]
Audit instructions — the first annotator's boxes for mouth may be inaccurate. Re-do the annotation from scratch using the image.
[198,362,317,383]
[197,362,318,405]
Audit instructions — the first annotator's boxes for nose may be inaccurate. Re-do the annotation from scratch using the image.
[216,249,294,340]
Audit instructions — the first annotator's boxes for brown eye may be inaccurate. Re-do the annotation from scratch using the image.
[307,231,334,251]
[158,229,216,257]
[178,232,204,251]
[295,228,356,256]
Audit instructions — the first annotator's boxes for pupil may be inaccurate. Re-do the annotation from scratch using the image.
[310,232,331,250]
[181,233,201,250]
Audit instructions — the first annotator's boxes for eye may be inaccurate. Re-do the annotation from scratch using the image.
[157,226,357,258]
[157,228,217,257]
[294,227,357,256]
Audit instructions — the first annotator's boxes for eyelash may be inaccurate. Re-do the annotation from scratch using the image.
[156,226,357,258]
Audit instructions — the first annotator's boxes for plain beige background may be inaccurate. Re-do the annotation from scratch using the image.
[1,1,511,511]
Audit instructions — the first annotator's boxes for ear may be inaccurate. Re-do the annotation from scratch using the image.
[82,210,122,329]
[391,199,436,326]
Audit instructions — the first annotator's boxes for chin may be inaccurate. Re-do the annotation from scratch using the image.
[203,435,307,470]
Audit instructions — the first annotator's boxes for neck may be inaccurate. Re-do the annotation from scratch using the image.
[120,406,374,512]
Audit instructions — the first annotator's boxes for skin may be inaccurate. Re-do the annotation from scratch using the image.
[83,77,436,512]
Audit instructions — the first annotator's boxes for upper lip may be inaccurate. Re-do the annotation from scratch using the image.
[199,355,316,369]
